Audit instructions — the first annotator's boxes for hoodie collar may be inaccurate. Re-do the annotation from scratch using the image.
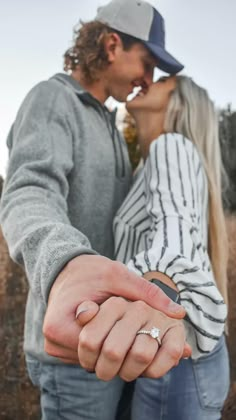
[51,73,118,130]
[51,73,110,110]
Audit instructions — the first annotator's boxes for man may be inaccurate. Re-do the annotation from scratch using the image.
[0,0,190,418]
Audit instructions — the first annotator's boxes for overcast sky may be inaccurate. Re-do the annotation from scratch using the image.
[0,0,235,176]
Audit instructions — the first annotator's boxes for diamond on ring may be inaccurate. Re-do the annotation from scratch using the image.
[150,327,160,339]
[136,326,161,346]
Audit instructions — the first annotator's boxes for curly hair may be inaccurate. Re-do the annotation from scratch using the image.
[63,21,139,83]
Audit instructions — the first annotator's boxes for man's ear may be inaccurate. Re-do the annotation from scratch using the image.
[105,33,122,63]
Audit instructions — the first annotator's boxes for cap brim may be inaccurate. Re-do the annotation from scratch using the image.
[144,41,184,74]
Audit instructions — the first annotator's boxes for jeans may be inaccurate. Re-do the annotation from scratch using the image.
[131,335,230,420]
[26,358,125,420]
[26,335,229,420]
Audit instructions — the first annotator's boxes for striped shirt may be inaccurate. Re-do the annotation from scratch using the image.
[114,133,227,359]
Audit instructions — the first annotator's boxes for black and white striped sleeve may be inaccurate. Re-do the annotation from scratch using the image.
[127,133,227,359]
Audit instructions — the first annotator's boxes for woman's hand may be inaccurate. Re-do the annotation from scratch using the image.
[76,297,192,382]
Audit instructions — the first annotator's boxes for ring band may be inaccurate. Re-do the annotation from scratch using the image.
[136,326,161,346]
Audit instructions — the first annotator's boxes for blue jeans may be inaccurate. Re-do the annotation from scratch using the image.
[131,335,230,420]
[26,335,229,420]
[26,358,125,420]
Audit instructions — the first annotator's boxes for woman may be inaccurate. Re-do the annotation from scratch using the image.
[113,75,230,419]
[76,75,230,419]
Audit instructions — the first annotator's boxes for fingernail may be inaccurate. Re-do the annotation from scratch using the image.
[168,302,184,313]
[75,308,88,319]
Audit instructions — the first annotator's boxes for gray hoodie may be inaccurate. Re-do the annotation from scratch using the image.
[0,73,132,362]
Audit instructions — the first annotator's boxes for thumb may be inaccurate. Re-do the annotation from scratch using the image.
[75,301,100,327]
[113,269,185,319]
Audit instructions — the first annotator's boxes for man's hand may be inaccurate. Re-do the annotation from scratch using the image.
[76,298,191,381]
[43,255,185,362]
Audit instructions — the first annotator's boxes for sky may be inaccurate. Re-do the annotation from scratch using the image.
[0,0,235,176]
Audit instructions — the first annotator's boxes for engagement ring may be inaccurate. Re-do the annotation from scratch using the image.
[136,327,161,346]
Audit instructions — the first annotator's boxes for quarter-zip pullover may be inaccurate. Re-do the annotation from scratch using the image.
[0,73,132,362]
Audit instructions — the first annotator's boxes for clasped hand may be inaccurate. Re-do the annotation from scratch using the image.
[76,297,191,381]
[43,255,191,381]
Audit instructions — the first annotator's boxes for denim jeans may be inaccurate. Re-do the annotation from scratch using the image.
[26,335,229,420]
[26,358,125,420]
[131,335,230,420]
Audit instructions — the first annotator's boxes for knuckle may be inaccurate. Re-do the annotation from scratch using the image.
[95,367,113,382]
[119,372,134,382]
[167,344,183,362]
[78,359,91,370]
[134,300,148,313]
[43,341,64,360]
[112,261,129,281]
[43,319,58,343]
[101,260,132,289]
[144,368,160,379]
[102,260,124,280]
[44,340,53,356]
[102,261,115,279]
[102,344,123,363]
[130,348,152,365]
[79,334,98,353]
[113,260,126,276]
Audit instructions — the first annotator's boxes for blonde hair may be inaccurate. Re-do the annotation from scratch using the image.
[164,75,228,302]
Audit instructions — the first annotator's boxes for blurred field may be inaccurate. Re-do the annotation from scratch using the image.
[0,228,40,419]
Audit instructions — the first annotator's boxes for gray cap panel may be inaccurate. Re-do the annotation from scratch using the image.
[96,0,153,41]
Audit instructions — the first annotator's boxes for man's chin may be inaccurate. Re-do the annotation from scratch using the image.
[111,89,134,103]
[111,95,127,103]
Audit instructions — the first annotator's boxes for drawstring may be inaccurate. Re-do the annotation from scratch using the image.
[108,109,125,179]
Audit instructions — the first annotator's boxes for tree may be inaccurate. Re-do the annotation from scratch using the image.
[219,106,236,212]
[123,112,141,171]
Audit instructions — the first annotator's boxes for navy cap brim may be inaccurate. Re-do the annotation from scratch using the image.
[144,41,184,74]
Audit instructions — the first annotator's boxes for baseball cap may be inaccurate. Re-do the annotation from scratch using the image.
[95,0,184,74]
